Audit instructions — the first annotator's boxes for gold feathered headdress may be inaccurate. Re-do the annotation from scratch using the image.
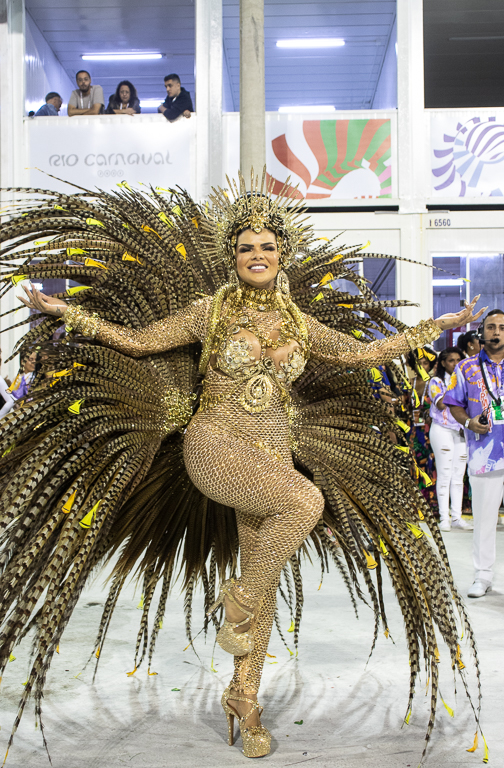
[208,169,310,270]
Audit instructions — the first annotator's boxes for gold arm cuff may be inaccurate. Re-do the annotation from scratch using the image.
[404,318,441,351]
[64,304,100,338]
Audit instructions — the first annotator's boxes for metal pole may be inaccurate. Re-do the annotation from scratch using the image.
[239,0,265,180]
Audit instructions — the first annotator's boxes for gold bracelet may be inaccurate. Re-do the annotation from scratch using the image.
[405,318,441,350]
[64,304,101,338]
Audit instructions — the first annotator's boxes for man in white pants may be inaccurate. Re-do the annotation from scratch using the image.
[445,310,504,597]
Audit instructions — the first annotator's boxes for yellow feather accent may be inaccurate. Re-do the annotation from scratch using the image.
[126,666,137,677]
[404,709,411,724]
[68,399,84,415]
[310,292,324,303]
[117,181,132,191]
[418,509,425,521]
[318,272,334,287]
[351,329,364,339]
[287,620,295,633]
[66,247,87,256]
[384,627,390,638]
[175,243,187,259]
[79,500,102,529]
[172,205,182,216]
[95,646,100,658]
[137,595,144,610]
[456,644,465,670]
[122,253,144,264]
[482,732,489,763]
[363,549,378,570]
[395,418,410,433]
[302,255,312,263]
[370,368,382,383]
[418,468,433,487]
[158,211,173,227]
[338,303,353,309]
[2,445,14,457]
[158,620,163,629]
[265,653,276,658]
[66,285,91,296]
[379,537,389,556]
[56,645,60,654]
[394,445,410,453]
[85,218,105,228]
[434,647,440,663]
[10,274,28,285]
[142,225,161,238]
[63,492,76,514]
[8,654,15,662]
[324,253,345,264]
[84,257,107,269]
[441,696,454,717]
[148,668,158,675]
[466,731,478,753]
[407,522,424,539]
[191,216,199,228]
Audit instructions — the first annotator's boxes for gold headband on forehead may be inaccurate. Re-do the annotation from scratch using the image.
[207,168,311,270]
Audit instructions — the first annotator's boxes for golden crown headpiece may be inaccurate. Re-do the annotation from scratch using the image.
[207,168,310,271]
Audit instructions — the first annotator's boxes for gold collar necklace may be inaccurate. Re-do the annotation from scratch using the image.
[231,283,281,312]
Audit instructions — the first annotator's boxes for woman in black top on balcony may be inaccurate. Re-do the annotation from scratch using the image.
[105,80,141,115]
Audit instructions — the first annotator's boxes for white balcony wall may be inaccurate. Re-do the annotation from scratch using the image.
[25,12,74,117]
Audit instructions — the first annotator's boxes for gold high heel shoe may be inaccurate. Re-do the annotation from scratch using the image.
[221,687,271,758]
[207,579,255,656]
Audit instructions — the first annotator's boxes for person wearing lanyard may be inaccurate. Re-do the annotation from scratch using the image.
[444,309,504,598]
[428,347,471,532]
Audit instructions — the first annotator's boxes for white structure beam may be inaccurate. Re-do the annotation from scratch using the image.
[239,0,265,179]
[0,0,29,380]
[396,0,432,326]
[195,0,223,201]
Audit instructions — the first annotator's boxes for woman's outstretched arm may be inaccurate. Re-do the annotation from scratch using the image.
[17,284,211,357]
[305,296,485,368]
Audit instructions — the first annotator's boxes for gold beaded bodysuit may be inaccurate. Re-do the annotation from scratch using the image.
[0,184,483,763]
[63,284,441,694]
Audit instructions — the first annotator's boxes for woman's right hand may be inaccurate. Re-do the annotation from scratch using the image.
[17,284,68,317]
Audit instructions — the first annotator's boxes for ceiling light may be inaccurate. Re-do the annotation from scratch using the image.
[82,53,163,61]
[432,279,464,286]
[278,105,336,113]
[276,38,345,49]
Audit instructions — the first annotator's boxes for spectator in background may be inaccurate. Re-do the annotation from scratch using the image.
[34,92,63,117]
[68,71,104,116]
[105,81,141,115]
[428,347,471,532]
[158,74,193,121]
[0,349,15,419]
[9,350,37,400]
[458,329,481,358]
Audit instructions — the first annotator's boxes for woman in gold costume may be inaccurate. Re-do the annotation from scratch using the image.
[0,175,485,762]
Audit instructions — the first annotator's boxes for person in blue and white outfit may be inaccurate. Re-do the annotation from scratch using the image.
[429,346,471,532]
[445,309,504,598]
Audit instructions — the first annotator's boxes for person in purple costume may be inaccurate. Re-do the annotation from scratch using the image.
[444,309,504,598]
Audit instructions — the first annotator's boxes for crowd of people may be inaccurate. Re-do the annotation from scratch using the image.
[371,317,504,600]
[30,70,193,121]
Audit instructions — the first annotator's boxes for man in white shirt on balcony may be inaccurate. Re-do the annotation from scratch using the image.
[68,71,105,116]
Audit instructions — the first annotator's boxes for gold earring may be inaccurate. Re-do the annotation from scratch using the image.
[276,270,290,297]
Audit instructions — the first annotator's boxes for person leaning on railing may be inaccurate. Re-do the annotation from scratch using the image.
[105,80,141,116]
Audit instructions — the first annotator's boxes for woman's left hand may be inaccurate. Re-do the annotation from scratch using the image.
[434,295,487,331]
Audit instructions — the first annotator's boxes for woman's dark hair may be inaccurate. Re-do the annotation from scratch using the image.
[108,80,140,110]
[433,346,463,379]
[457,330,478,355]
